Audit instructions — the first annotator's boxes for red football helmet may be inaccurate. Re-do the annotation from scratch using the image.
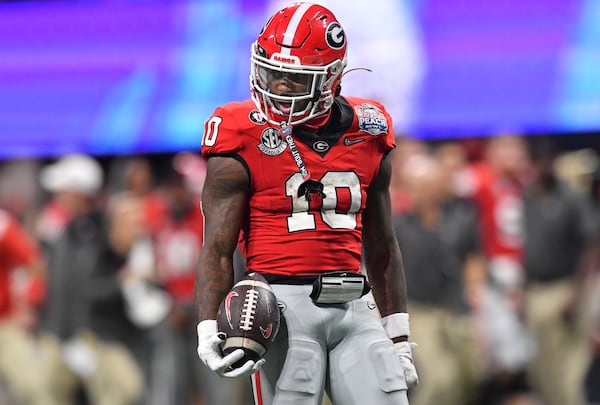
[250,2,348,126]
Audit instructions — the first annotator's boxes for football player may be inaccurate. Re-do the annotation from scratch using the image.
[195,3,418,404]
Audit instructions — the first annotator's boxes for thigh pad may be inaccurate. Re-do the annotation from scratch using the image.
[369,340,407,392]
[277,339,324,395]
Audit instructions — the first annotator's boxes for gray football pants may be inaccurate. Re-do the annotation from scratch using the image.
[251,284,409,405]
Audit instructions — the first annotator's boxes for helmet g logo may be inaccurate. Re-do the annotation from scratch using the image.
[326,22,345,50]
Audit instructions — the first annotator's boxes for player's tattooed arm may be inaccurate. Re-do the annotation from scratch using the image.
[362,153,409,316]
[195,156,249,322]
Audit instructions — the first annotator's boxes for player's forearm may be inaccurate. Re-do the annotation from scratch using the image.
[362,155,408,316]
[194,208,241,321]
[195,255,234,321]
[365,246,408,317]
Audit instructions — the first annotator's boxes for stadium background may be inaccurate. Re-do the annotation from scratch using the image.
[0,0,599,159]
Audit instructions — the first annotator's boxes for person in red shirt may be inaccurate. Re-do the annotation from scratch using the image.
[153,157,206,404]
[0,209,44,318]
[457,135,528,285]
[195,3,417,405]
[154,153,206,307]
[456,135,537,405]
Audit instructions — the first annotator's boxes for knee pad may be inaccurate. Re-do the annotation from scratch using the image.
[277,340,324,395]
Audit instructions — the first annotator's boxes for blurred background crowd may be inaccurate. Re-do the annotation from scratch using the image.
[2,0,600,404]
[0,134,599,405]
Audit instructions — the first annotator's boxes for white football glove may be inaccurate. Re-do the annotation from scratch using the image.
[196,320,265,378]
[393,341,419,386]
[382,313,419,387]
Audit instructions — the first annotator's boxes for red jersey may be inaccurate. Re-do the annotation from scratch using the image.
[458,163,524,263]
[154,204,204,305]
[141,190,170,236]
[0,209,42,316]
[201,97,395,277]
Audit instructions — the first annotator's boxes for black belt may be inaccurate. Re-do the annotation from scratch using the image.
[257,271,371,304]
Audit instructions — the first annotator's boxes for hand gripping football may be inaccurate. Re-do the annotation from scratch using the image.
[217,272,280,368]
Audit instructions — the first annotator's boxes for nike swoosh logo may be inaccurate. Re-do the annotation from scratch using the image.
[344,137,366,146]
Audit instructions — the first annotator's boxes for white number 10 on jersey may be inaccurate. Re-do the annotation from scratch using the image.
[285,171,361,232]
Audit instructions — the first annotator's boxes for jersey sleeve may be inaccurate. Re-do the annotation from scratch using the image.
[373,100,396,154]
[345,96,396,154]
[200,105,244,157]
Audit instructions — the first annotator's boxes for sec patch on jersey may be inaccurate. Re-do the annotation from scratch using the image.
[217,272,281,367]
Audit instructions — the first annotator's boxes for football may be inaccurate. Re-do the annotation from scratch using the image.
[217,272,281,368]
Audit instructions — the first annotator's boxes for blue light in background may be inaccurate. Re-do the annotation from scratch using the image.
[556,0,600,130]
[0,0,598,159]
